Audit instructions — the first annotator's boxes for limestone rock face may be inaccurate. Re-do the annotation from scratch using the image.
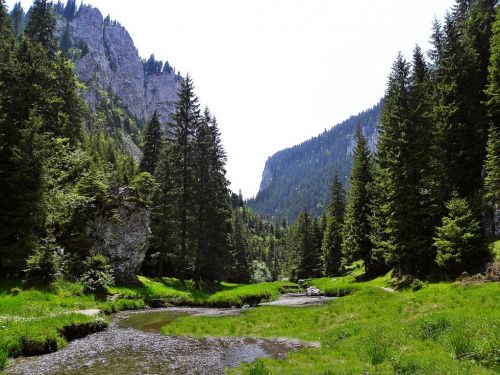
[87,187,151,284]
[63,5,181,123]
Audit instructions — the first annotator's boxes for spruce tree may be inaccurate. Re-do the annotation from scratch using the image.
[25,0,56,51]
[59,22,72,53]
[147,144,179,277]
[370,54,423,276]
[63,0,76,20]
[231,209,251,283]
[433,1,496,200]
[140,111,162,175]
[434,195,484,277]
[409,46,441,273]
[295,209,322,279]
[485,9,500,216]
[167,74,201,278]
[322,171,345,276]
[202,111,232,280]
[309,218,324,278]
[192,108,232,282]
[342,127,377,275]
[9,2,24,39]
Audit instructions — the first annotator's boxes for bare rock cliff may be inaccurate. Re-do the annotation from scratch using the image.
[61,5,181,124]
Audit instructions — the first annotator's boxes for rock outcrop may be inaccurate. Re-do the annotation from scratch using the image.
[59,5,181,125]
[86,187,150,284]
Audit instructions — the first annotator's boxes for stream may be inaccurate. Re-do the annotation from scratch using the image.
[7,295,329,375]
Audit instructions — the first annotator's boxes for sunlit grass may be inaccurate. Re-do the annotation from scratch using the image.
[162,275,500,374]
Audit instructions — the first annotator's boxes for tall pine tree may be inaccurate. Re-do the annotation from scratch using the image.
[342,127,378,275]
[322,171,345,276]
[140,111,162,175]
[167,75,200,278]
[25,0,56,51]
[485,8,500,237]
[370,54,424,276]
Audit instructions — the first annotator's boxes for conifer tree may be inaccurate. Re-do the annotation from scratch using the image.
[167,74,200,278]
[433,0,496,200]
[409,46,441,273]
[63,0,76,20]
[147,144,178,277]
[295,209,322,279]
[193,108,232,282]
[200,111,232,280]
[485,9,500,235]
[140,111,162,175]
[322,171,345,276]
[25,0,56,51]
[231,209,251,283]
[342,127,377,274]
[59,22,72,53]
[370,54,423,276]
[309,218,324,278]
[9,2,24,39]
[434,195,484,276]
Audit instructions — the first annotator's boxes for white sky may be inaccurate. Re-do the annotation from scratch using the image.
[7,0,454,197]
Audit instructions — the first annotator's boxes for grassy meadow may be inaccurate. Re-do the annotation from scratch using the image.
[161,274,500,374]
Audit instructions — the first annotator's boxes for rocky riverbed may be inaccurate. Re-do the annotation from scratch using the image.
[7,305,320,375]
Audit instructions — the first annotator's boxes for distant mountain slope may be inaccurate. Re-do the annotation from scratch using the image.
[247,101,382,223]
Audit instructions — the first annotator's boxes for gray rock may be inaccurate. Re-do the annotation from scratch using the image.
[63,5,181,126]
[86,187,150,284]
[305,286,321,296]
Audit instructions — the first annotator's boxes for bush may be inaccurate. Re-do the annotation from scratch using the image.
[434,196,484,277]
[80,255,114,295]
[251,260,272,283]
[411,279,425,291]
[131,172,156,205]
[247,360,272,375]
[23,236,63,287]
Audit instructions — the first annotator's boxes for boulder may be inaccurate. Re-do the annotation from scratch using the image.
[86,186,150,284]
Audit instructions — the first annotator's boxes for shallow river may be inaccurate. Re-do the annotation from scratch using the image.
[7,296,327,375]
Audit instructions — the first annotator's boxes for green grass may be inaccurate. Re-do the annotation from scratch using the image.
[161,275,500,374]
[0,277,295,369]
[108,277,295,308]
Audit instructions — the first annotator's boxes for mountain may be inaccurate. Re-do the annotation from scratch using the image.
[54,4,182,159]
[247,101,382,223]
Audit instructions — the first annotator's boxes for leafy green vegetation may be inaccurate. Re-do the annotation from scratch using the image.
[161,275,500,375]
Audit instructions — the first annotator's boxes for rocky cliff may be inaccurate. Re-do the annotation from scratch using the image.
[248,101,382,223]
[58,5,181,126]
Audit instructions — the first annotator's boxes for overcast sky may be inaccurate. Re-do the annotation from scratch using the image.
[7,0,455,197]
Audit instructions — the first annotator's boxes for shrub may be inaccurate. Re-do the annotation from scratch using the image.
[131,172,156,205]
[251,260,272,283]
[434,196,484,276]
[10,287,21,295]
[247,360,272,375]
[23,236,63,287]
[411,279,425,291]
[80,255,114,295]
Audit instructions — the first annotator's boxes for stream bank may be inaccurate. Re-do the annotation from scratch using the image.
[7,303,322,375]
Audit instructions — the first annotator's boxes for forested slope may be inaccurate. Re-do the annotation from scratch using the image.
[248,101,382,223]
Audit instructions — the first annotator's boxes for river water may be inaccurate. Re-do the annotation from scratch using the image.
[7,300,323,375]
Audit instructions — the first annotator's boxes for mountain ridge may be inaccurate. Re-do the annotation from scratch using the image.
[248,101,382,223]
